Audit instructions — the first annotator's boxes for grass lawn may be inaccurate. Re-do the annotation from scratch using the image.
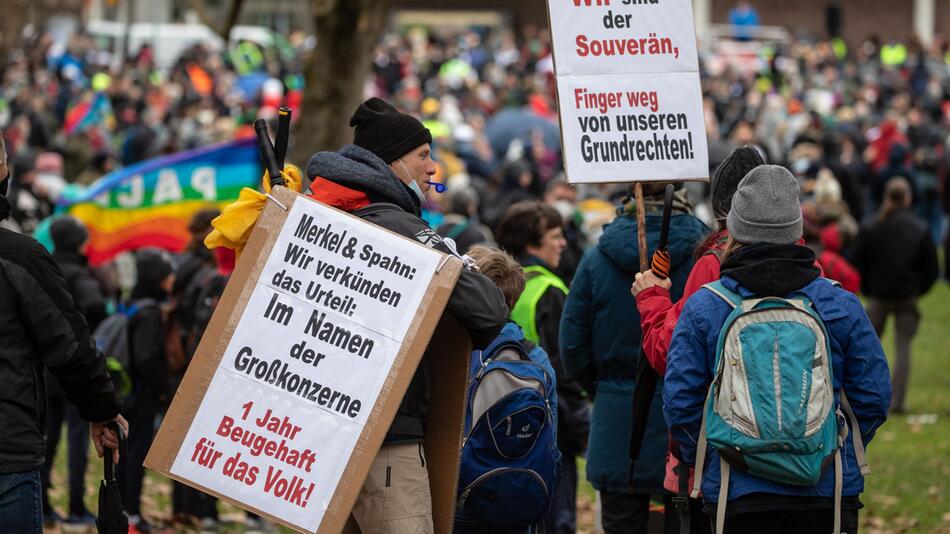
[45,284,950,533]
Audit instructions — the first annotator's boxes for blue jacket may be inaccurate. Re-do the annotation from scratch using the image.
[664,275,891,502]
[560,212,707,493]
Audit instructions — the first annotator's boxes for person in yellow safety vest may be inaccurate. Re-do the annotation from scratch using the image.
[497,200,591,534]
[880,43,907,67]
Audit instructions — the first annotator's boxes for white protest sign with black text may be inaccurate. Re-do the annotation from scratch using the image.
[167,198,443,533]
[548,0,709,183]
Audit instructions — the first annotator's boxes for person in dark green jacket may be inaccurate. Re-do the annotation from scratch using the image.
[559,186,707,533]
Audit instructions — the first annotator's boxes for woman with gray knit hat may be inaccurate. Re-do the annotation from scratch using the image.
[631,146,764,534]
[663,165,891,534]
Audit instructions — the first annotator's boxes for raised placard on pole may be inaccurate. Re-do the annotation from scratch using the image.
[547,0,710,184]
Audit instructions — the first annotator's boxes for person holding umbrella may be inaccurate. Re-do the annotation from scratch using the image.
[560,183,706,532]
[0,136,127,533]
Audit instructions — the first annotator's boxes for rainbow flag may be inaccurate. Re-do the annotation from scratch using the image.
[60,138,261,265]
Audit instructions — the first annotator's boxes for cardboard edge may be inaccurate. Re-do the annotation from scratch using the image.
[424,315,472,534]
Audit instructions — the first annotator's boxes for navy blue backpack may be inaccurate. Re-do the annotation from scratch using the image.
[457,332,561,528]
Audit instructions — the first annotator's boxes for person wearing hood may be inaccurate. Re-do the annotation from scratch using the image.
[497,200,590,534]
[120,247,176,533]
[40,216,108,526]
[631,145,763,533]
[306,97,507,534]
[0,136,126,534]
[664,166,891,533]
[872,143,917,215]
[559,183,707,533]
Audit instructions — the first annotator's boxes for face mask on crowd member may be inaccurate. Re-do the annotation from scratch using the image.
[392,144,437,204]
[544,178,577,221]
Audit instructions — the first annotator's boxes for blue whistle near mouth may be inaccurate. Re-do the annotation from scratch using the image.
[427,181,447,193]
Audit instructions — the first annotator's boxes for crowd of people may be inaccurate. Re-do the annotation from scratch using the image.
[0,11,947,534]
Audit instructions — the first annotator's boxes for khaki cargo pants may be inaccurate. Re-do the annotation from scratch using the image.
[351,443,434,534]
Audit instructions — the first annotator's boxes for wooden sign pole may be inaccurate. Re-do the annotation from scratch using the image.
[634,182,649,272]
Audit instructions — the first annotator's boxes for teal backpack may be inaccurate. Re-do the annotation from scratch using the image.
[694,281,870,534]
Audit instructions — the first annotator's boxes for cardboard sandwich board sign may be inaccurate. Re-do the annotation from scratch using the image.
[145,186,468,533]
[547,0,709,183]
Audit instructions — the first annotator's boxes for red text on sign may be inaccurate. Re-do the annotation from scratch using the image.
[264,466,317,508]
[574,87,659,113]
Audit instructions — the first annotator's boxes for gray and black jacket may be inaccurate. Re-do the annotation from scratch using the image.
[308,145,508,442]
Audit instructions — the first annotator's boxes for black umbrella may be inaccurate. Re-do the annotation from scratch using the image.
[97,422,128,534]
[628,184,675,486]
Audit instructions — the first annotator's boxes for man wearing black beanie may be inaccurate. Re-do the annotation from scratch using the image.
[307,99,507,534]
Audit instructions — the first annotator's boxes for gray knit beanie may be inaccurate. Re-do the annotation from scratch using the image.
[727,165,803,245]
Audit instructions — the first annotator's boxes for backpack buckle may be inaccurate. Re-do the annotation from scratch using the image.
[672,495,689,512]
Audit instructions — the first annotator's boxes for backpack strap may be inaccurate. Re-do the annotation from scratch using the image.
[690,386,713,499]
[833,449,843,534]
[839,392,871,475]
[674,462,691,534]
[716,457,729,534]
[702,281,742,309]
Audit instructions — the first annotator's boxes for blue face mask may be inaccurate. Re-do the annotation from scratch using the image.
[399,160,426,205]
[408,179,426,204]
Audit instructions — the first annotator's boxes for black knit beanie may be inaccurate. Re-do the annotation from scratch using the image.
[710,145,765,223]
[350,98,432,164]
[50,216,89,253]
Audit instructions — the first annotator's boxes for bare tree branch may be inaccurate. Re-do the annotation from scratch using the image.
[185,0,246,42]
[221,0,248,42]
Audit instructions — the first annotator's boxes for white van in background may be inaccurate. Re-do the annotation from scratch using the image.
[84,20,288,72]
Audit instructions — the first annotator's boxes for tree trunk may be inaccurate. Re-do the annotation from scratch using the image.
[290,0,389,167]
[185,0,247,41]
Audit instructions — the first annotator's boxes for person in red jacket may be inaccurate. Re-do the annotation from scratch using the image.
[631,146,764,532]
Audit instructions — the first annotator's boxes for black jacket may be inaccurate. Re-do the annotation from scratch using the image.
[53,250,107,332]
[126,287,173,415]
[308,145,508,442]
[0,228,121,473]
[46,249,108,398]
[850,209,938,300]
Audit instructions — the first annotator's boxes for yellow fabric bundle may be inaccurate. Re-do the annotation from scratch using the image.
[204,165,303,257]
